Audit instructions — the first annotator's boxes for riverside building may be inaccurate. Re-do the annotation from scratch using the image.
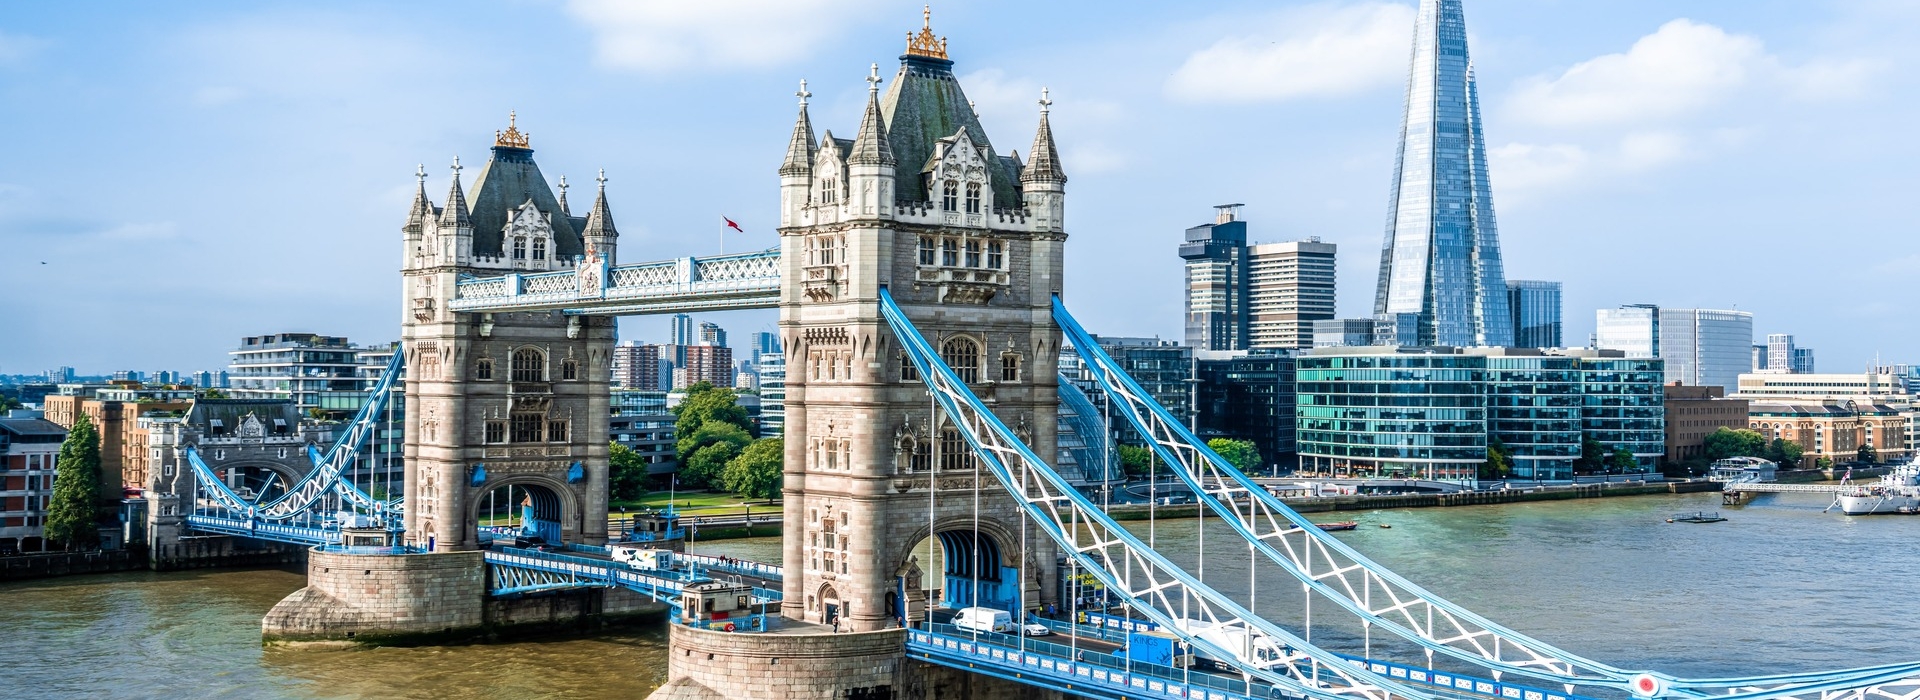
[1296,346,1664,482]
[1595,305,1752,393]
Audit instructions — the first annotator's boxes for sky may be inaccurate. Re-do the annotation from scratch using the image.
[1,0,1916,376]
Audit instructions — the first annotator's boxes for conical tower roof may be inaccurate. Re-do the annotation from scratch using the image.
[438,157,471,229]
[583,170,617,239]
[1021,89,1065,185]
[848,65,894,167]
[404,165,432,230]
[780,80,818,176]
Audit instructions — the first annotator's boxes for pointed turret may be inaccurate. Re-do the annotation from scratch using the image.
[438,156,472,229]
[405,164,432,233]
[1020,89,1066,233]
[1020,88,1066,186]
[781,80,819,177]
[848,65,894,167]
[583,169,618,264]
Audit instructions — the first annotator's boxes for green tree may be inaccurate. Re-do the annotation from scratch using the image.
[1608,447,1639,473]
[678,422,752,489]
[1205,438,1261,473]
[1766,438,1804,468]
[1482,436,1514,480]
[672,381,751,446]
[1575,435,1608,474]
[1702,427,1767,461]
[0,394,21,412]
[1115,444,1154,476]
[45,413,102,550]
[1815,456,1834,470]
[722,437,784,500]
[1856,444,1879,464]
[609,441,650,501]
[200,388,229,399]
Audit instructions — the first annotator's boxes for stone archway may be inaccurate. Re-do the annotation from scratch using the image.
[819,584,842,627]
[893,516,1048,623]
[469,475,579,545]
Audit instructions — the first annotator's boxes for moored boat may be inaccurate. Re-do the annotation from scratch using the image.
[1316,521,1359,531]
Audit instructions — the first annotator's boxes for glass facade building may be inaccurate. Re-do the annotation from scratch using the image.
[1595,305,1751,393]
[1298,347,1664,483]
[1180,205,1250,351]
[1374,0,1513,348]
[1195,350,1298,471]
[1506,280,1562,349]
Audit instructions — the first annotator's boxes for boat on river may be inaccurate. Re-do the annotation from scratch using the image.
[1833,462,1920,515]
[1668,512,1727,523]
[1316,521,1359,531]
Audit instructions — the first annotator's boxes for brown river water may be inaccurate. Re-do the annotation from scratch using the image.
[1,491,1914,699]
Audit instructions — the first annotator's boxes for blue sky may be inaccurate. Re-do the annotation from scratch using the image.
[2,0,1915,375]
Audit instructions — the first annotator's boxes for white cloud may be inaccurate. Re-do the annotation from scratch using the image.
[567,0,877,73]
[1509,20,1763,127]
[1779,57,1884,100]
[1165,2,1415,104]
[1488,142,1590,190]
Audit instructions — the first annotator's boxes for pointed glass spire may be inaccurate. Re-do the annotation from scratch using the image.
[1374,0,1511,347]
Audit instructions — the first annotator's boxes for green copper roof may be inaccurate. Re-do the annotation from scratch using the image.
[467,146,582,259]
[880,55,1021,205]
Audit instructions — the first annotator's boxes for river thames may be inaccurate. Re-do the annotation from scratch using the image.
[2,490,1914,699]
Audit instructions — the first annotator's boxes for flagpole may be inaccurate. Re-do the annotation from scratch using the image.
[719,217,725,255]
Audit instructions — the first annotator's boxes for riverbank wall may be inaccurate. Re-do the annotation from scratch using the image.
[0,547,147,582]
[1105,478,1722,521]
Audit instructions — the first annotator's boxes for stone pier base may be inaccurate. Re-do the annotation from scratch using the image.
[649,622,1064,699]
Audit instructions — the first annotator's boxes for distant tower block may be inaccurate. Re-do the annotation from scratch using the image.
[400,114,614,551]
[776,9,1063,633]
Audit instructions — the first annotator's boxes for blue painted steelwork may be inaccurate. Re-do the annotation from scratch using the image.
[447,248,781,315]
[183,513,338,546]
[880,288,1431,700]
[1056,379,1122,484]
[1053,297,1920,700]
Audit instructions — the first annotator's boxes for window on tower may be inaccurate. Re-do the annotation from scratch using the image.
[512,237,527,260]
[511,348,545,382]
[987,241,1003,269]
[532,238,546,261]
[941,238,958,266]
[964,182,981,214]
[511,414,544,443]
[941,180,958,211]
[941,337,980,383]
[964,240,981,268]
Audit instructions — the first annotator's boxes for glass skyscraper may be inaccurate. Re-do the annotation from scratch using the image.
[1594,305,1751,392]
[1375,0,1512,347]
[1507,280,1562,348]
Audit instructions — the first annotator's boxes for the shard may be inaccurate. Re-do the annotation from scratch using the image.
[1374,0,1512,347]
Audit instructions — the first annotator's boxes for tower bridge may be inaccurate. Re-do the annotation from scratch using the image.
[168,6,1920,700]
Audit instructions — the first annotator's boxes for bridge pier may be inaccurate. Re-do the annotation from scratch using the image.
[650,623,1064,700]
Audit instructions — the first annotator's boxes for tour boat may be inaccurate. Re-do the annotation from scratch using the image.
[1667,511,1726,523]
[1315,521,1359,531]
[1833,462,1920,515]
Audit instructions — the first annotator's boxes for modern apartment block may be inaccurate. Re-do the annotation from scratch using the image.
[43,384,194,495]
[1594,305,1752,393]
[1507,280,1562,348]
[611,341,664,390]
[676,344,735,389]
[0,417,67,553]
[1247,239,1336,350]
[757,351,786,436]
[699,322,727,348]
[1194,350,1297,471]
[1180,204,1250,351]
[1755,333,1816,374]
[228,333,363,410]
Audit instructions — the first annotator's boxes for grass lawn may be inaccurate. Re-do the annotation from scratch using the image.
[611,490,782,515]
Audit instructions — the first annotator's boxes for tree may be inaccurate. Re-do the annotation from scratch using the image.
[672,381,751,446]
[1115,444,1154,476]
[0,394,21,412]
[678,422,752,489]
[45,413,102,550]
[1856,444,1879,464]
[1815,456,1834,470]
[1575,435,1608,474]
[723,437,784,500]
[1482,436,1514,480]
[1608,447,1639,473]
[1702,427,1767,461]
[609,441,649,501]
[200,388,229,399]
[1765,438,1804,468]
[1205,438,1261,473]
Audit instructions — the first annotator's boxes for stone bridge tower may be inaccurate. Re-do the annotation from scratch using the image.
[399,117,615,551]
[777,14,1067,632]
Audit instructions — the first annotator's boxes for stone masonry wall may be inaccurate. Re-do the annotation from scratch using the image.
[655,626,907,700]
[262,549,484,644]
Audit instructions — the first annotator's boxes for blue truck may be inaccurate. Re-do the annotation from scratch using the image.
[1127,630,1195,668]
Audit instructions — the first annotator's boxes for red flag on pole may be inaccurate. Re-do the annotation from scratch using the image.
[723,217,745,233]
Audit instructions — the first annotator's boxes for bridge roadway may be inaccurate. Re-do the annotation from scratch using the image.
[909,614,1604,700]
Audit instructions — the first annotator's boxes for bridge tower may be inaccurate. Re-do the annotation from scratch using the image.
[400,117,615,551]
[777,13,1066,633]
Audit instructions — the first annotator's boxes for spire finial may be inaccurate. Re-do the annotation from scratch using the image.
[558,174,569,196]
[866,63,881,94]
[796,79,811,107]
[415,164,426,184]
[450,155,462,177]
[1039,87,1051,114]
[596,168,607,191]
[495,111,530,148]
[905,6,949,60]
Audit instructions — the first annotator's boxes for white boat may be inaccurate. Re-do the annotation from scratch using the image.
[1833,462,1920,515]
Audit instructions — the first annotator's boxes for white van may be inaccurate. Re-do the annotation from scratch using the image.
[953,607,1013,634]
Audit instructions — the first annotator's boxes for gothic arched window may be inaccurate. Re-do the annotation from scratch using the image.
[818,177,837,204]
[475,358,493,380]
[532,238,546,261]
[941,180,958,211]
[512,237,527,260]
[511,348,545,382]
[964,182,981,214]
[941,337,980,383]
[561,359,578,381]
[939,424,972,471]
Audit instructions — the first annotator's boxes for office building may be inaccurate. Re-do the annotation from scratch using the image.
[44,367,74,385]
[1594,306,1752,393]
[676,345,734,389]
[1062,336,1194,431]
[757,351,786,436]
[751,331,781,358]
[1733,372,1913,402]
[1507,280,1562,349]
[1194,350,1297,471]
[1180,204,1249,351]
[611,389,678,475]
[1758,334,1816,374]
[1373,0,1513,348]
[228,333,363,410]
[669,314,695,346]
[1664,384,1749,463]
[1297,346,1664,482]
[612,342,664,390]
[1247,239,1337,350]
[1312,319,1378,348]
[699,322,727,348]
[0,416,68,553]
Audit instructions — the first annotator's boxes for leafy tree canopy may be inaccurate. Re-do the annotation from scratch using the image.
[1115,444,1154,476]
[1205,438,1261,473]
[609,441,650,501]
[1703,427,1768,461]
[672,382,750,446]
[45,413,102,550]
[722,437,784,500]
[677,422,752,489]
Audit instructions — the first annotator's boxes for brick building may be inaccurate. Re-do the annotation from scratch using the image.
[0,417,67,553]
[1749,401,1911,467]
[1664,383,1749,463]
[43,384,193,496]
